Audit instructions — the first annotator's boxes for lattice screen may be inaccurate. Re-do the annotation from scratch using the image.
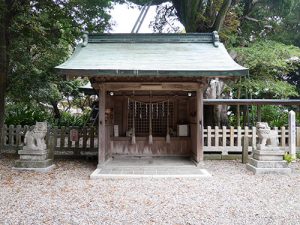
[128,100,174,136]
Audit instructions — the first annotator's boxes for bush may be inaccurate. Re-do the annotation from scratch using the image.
[5,103,51,126]
[53,110,90,127]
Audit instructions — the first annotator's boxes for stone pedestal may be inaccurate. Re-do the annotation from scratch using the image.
[14,149,54,172]
[247,148,291,174]
[13,122,54,172]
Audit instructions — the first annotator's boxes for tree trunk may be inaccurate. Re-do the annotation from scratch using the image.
[204,79,230,127]
[0,0,7,152]
[213,0,232,32]
[51,101,61,125]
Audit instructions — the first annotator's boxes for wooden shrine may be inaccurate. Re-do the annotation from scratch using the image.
[56,32,248,166]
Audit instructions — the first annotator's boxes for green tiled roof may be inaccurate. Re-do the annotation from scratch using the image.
[56,32,248,77]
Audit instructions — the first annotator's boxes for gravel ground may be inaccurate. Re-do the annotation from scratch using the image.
[1,154,300,225]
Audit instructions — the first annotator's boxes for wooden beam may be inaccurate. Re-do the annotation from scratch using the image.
[204,99,300,106]
[196,88,204,163]
[102,82,202,91]
[98,84,106,165]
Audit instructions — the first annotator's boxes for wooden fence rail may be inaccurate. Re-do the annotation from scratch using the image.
[1,125,98,156]
[203,126,300,155]
[2,125,300,156]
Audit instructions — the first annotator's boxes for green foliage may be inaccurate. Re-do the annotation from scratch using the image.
[5,101,91,127]
[56,111,91,127]
[259,106,289,127]
[234,40,300,99]
[4,0,111,115]
[228,105,290,128]
[284,152,295,164]
[296,152,300,159]
[5,103,51,126]
[1,0,111,127]
[235,40,300,78]
[239,0,300,47]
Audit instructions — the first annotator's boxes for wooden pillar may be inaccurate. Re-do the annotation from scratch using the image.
[196,87,204,163]
[98,84,106,165]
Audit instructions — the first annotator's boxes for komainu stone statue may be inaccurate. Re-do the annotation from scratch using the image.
[24,122,47,150]
[256,122,279,149]
[247,122,291,174]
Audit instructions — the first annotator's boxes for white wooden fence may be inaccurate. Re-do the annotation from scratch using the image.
[2,125,300,157]
[204,126,300,155]
[1,125,98,156]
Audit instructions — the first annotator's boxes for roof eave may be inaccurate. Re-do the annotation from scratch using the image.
[55,68,249,77]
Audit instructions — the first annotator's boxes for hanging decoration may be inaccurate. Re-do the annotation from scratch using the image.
[131,95,136,145]
[149,92,153,144]
[166,100,171,143]
[139,102,142,119]
[127,97,172,144]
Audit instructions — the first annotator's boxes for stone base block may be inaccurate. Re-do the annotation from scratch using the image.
[249,158,288,168]
[252,149,285,161]
[13,164,55,173]
[14,159,54,170]
[246,163,291,175]
[18,149,48,155]
[20,154,48,160]
[18,149,48,160]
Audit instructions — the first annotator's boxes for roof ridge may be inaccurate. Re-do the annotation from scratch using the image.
[85,32,219,44]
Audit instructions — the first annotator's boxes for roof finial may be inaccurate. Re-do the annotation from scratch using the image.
[82,32,88,47]
[212,31,220,47]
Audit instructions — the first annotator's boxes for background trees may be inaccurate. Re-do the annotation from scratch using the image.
[0,0,299,141]
[131,0,300,126]
[0,0,112,147]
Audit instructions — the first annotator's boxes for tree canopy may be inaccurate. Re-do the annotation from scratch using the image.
[0,0,300,140]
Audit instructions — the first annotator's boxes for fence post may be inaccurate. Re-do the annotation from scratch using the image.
[60,126,66,150]
[230,126,234,147]
[288,110,296,158]
[215,126,219,147]
[16,125,22,148]
[242,135,249,164]
[222,126,228,155]
[222,126,226,147]
[297,127,300,148]
[48,134,55,160]
[1,124,7,152]
[252,126,256,151]
[237,126,242,147]
[281,126,286,147]
[207,126,211,147]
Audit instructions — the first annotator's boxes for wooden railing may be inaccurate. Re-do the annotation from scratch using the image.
[1,125,98,156]
[204,126,300,155]
[2,125,300,157]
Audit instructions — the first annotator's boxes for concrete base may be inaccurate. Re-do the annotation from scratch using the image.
[253,149,286,161]
[246,163,291,175]
[14,148,54,172]
[247,149,291,175]
[13,164,55,173]
[248,158,288,168]
[14,159,54,169]
[90,156,211,179]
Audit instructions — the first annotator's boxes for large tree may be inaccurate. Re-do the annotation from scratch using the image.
[126,0,233,33]
[125,0,300,126]
[0,0,111,150]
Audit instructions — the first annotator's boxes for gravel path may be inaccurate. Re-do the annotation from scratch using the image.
[1,154,300,225]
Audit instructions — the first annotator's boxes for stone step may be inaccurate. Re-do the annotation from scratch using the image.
[246,163,291,175]
[14,159,53,169]
[253,154,284,161]
[248,158,288,168]
[20,154,48,161]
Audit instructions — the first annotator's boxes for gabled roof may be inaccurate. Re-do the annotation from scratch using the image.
[56,32,248,78]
